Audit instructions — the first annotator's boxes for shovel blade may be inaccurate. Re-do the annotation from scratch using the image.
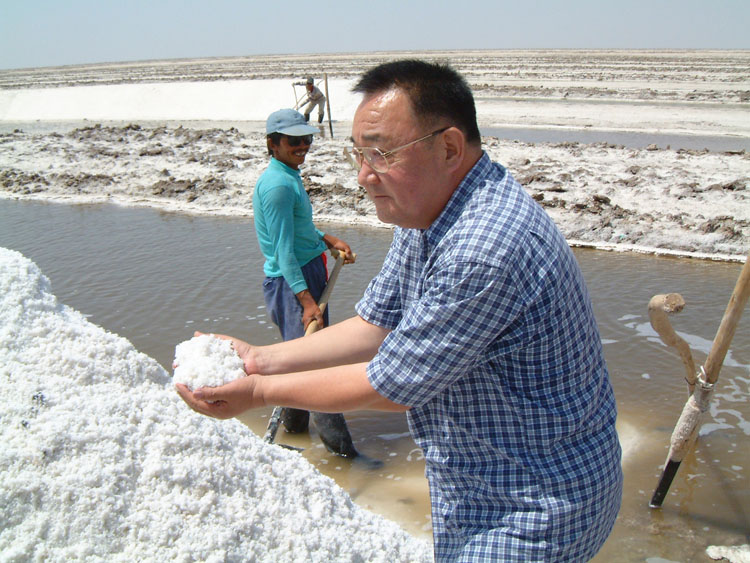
[649,459,682,507]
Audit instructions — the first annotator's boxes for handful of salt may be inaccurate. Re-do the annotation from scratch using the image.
[173,334,246,390]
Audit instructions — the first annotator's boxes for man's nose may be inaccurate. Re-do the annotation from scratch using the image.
[357,160,379,185]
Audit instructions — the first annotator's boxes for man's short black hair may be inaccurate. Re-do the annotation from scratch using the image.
[352,59,481,145]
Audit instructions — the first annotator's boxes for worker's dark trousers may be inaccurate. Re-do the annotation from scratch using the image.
[262,254,358,458]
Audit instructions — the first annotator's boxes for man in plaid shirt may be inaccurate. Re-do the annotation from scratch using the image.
[178,60,623,561]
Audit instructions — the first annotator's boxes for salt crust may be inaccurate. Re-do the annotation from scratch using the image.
[0,247,432,562]
[706,544,750,563]
[1,122,746,261]
[173,334,245,391]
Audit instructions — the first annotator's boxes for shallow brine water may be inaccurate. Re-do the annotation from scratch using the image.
[1,199,748,561]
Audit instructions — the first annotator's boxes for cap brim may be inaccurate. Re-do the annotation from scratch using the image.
[277,123,320,136]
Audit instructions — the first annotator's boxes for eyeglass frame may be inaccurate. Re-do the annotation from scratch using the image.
[348,126,450,173]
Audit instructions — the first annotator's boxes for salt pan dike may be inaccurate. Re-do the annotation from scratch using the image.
[0,121,747,261]
[1,49,749,137]
[0,246,432,561]
[0,75,747,138]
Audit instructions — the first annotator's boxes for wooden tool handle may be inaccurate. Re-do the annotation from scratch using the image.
[304,249,355,336]
[703,254,750,384]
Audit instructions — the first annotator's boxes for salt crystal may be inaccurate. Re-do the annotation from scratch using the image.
[173,333,245,390]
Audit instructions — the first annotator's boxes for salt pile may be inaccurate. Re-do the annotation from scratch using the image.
[173,334,245,390]
[0,247,432,562]
[706,544,750,563]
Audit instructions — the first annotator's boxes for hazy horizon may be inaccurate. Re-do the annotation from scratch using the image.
[6,46,750,74]
[2,0,749,71]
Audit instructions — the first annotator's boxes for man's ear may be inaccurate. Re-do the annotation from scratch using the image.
[441,127,465,171]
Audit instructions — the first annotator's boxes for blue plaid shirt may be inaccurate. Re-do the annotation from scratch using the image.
[357,153,622,561]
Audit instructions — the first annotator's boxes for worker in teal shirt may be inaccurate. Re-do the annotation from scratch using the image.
[253,108,359,457]
[254,157,328,295]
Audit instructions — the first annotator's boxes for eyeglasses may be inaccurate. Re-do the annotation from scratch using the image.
[348,127,449,173]
[284,134,313,147]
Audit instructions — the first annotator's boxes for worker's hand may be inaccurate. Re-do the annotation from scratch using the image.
[297,290,324,330]
[175,375,262,419]
[340,248,356,264]
[322,234,356,264]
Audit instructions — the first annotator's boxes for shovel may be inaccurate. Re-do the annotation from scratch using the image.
[649,254,750,508]
[263,248,353,449]
[292,83,303,110]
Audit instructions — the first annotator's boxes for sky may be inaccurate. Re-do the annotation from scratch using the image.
[1,0,748,70]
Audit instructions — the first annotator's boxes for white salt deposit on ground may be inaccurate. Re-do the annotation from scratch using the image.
[0,123,747,261]
[173,334,245,390]
[706,544,750,563]
[1,50,748,137]
[0,247,432,562]
[0,50,748,262]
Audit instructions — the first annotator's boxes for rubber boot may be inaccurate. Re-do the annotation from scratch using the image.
[311,412,359,458]
[304,113,310,122]
[318,113,324,124]
[280,407,310,433]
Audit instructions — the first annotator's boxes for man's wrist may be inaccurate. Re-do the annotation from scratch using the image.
[296,289,314,304]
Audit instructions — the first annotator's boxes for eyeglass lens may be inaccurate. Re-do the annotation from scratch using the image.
[349,127,449,173]
[352,148,388,173]
[286,134,313,147]
[357,147,388,173]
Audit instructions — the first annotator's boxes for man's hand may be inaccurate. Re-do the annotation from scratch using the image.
[175,374,263,419]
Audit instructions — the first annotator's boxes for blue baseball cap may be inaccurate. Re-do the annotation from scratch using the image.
[266,109,319,136]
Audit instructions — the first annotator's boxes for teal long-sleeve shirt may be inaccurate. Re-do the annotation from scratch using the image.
[252,157,326,294]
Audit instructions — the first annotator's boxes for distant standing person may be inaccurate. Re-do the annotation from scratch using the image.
[253,108,358,457]
[295,77,326,123]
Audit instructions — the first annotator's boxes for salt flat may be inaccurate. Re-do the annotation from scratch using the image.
[1,50,747,261]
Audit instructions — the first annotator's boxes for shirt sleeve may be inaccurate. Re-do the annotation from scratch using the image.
[260,183,307,293]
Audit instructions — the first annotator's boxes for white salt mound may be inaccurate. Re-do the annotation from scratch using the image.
[0,247,432,562]
[173,334,245,390]
[706,544,750,563]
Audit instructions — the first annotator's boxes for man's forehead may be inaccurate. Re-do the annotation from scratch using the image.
[352,89,414,142]
[349,130,387,144]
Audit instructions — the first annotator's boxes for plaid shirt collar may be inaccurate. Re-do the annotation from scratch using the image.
[422,151,498,249]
